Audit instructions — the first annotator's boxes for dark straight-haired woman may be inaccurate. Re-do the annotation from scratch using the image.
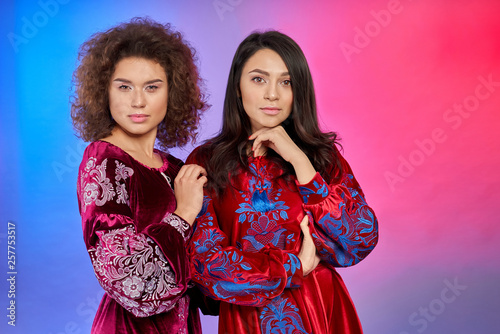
[186,30,379,333]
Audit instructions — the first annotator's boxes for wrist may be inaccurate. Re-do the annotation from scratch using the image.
[173,208,197,226]
[291,153,316,184]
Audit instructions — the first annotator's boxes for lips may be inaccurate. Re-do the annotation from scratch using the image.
[260,107,280,115]
[129,114,149,123]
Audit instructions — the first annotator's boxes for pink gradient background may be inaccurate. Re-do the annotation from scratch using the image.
[0,0,498,333]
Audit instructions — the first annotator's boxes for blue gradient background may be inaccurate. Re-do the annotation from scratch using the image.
[1,0,499,333]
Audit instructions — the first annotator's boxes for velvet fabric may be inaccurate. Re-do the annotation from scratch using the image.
[77,141,201,334]
[186,145,379,333]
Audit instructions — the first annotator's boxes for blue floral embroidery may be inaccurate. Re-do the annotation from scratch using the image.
[235,162,290,251]
[193,229,224,254]
[283,254,301,288]
[260,296,308,334]
[206,251,252,280]
[312,176,377,266]
[212,279,281,303]
[242,215,286,251]
[196,195,211,218]
[199,250,281,304]
[298,179,329,204]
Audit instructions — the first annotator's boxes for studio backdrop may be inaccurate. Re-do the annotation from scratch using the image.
[0,0,499,333]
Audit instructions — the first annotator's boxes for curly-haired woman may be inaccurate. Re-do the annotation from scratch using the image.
[72,17,208,334]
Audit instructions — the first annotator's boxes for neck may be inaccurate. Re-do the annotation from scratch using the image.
[104,126,157,158]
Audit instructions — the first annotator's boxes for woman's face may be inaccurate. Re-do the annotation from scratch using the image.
[239,48,293,133]
[108,57,168,140]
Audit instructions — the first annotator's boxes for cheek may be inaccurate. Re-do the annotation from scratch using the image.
[152,96,168,117]
[239,83,255,106]
[108,94,119,114]
[158,97,169,113]
[283,92,293,111]
[240,94,252,114]
[108,91,126,109]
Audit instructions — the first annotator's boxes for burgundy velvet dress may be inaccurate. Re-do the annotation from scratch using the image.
[186,145,378,334]
[77,141,201,334]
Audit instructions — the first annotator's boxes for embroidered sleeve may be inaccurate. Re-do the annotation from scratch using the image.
[90,222,186,317]
[162,213,192,241]
[296,156,379,267]
[78,157,133,216]
[187,195,303,307]
[77,153,191,317]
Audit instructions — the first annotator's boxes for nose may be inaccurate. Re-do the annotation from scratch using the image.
[264,84,279,101]
[132,89,146,108]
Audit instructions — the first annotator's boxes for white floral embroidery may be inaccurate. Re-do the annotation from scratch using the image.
[92,159,115,206]
[83,182,99,207]
[89,225,184,317]
[115,162,132,205]
[162,213,190,241]
[80,157,136,212]
[116,182,128,205]
[85,157,97,172]
[115,161,134,182]
[122,276,144,298]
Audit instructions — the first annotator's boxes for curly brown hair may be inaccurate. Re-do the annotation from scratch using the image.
[71,17,208,150]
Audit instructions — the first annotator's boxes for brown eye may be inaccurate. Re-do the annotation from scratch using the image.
[146,85,159,91]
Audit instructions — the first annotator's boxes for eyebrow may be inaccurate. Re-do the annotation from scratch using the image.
[248,69,289,77]
[113,78,164,84]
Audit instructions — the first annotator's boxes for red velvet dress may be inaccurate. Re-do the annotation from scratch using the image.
[77,141,201,334]
[186,145,378,334]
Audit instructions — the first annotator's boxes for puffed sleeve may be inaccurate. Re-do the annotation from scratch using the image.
[185,151,303,308]
[296,150,378,267]
[77,152,192,317]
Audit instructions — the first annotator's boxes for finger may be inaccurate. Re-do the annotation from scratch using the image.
[253,139,272,157]
[188,165,207,178]
[300,216,310,237]
[181,164,207,179]
[197,175,208,187]
[175,164,189,179]
[299,215,309,228]
[253,143,261,157]
[251,135,264,153]
[248,128,268,141]
[251,130,273,149]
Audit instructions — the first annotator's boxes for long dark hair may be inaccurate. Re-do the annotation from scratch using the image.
[197,30,342,195]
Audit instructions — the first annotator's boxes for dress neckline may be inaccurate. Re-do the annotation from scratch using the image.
[96,140,169,172]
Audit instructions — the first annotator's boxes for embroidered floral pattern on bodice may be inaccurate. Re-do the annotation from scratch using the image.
[80,157,133,212]
[236,161,289,252]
